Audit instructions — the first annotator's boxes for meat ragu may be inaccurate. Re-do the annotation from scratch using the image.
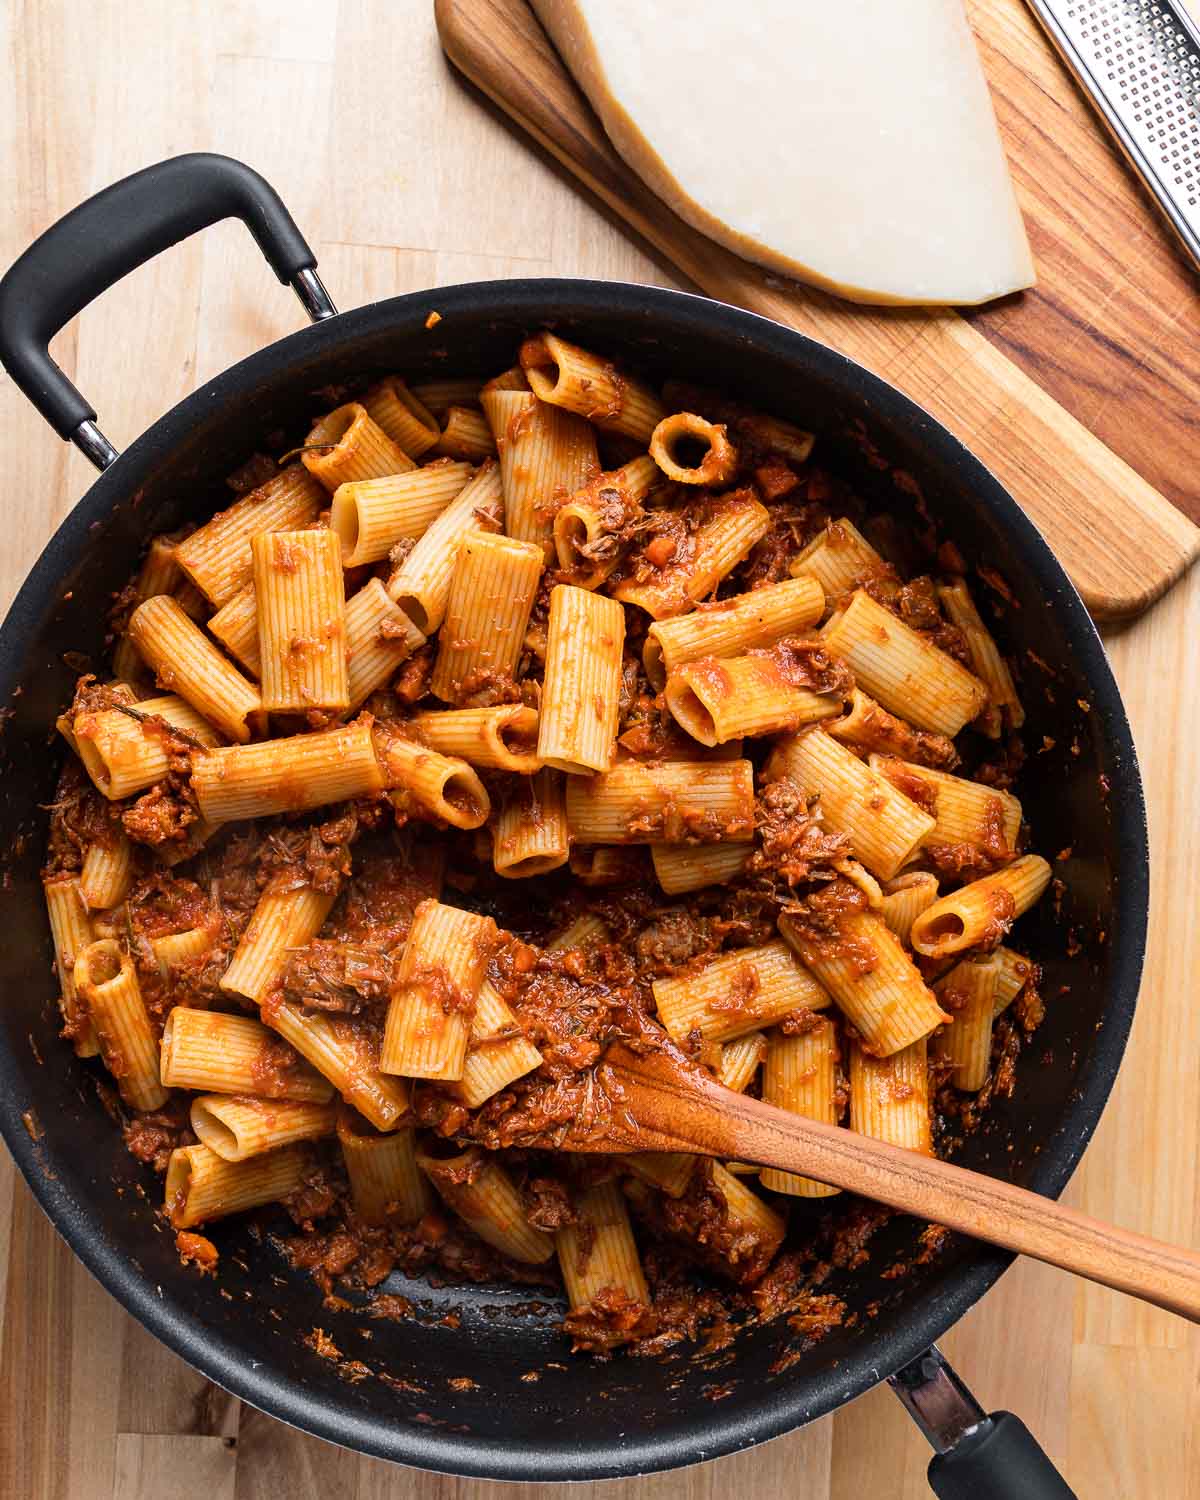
[41,333,1050,1360]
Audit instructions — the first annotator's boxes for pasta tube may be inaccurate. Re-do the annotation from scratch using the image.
[380,901,496,1081]
[220,874,339,1003]
[643,576,824,689]
[411,377,485,414]
[262,997,409,1131]
[435,405,497,461]
[190,1095,337,1161]
[301,402,415,491]
[780,909,948,1057]
[411,705,540,774]
[537,584,625,774]
[766,728,935,880]
[372,726,490,829]
[546,914,610,952]
[718,1030,767,1093]
[160,1007,333,1101]
[43,875,98,1057]
[869,756,1021,853]
[73,694,221,801]
[386,461,504,633]
[849,1038,932,1154]
[519,332,664,442]
[649,412,737,486]
[665,653,840,746]
[653,940,830,1043]
[454,980,543,1108]
[192,721,385,823]
[565,759,755,845]
[650,840,753,895]
[208,583,262,678]
[166,1142,311,1229]
[613,491,770,619]
[994,947,1037,1017]
[330,461,471,566]
[553,457,661,589]
[337,1110,432,1224]
[430,531,544,703]
[74,940,168,1111]
[128,595,262,742]
[937,578,1024,734]
[252,529,349,712]
[556,1180,650,1320]
[492,769,569,878]
[417,1146,554,1263]
[790,518,887,599]
[174,465,323,607]
[344,578,426,712]
[822,591,987,736]
[760,1019,841,1198]
[910,856,1052,960]
[79,831,134,910]
[623,1153,696,1197]
[879,872,941,947]
[361,376,441,458]
[828,686,958,768]
[932,955,1000,1092]
[481,388,598,556]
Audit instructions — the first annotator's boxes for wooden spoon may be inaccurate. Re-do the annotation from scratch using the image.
[569,1042,1200,1322]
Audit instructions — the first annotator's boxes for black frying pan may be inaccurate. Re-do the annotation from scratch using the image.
[0,156,1146,1495]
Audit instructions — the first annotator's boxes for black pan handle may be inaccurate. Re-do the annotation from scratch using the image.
[0,153,337,469]
[891,1346,1077,1500]
[927,1412,1076,1500]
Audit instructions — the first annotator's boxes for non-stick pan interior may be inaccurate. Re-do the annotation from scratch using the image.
[0,281,1146,1479]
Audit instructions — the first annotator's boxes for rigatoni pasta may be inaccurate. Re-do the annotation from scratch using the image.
[252,529,349,712]
[767,727,935,880]
[74,940,167,1111]
[849,1039,932,1154]
[537,584,624,774]
[565,759,755,844]
[481,388,598,556]
[160,1008,333,1101]
[643,576,824,689]
[43,331,1059,1363]
[910,856,1052,959]
[519,332,664,443]
[174,464,323,607]
[128,595,262,742]
[822,590,987,736]
[760,1019,841,1197]
[330,461,472,567]
[386,461,504,633]
[653,940,829,1043]
[430,531,544,704]
[301,402,415,490]
[380,901,496,1081]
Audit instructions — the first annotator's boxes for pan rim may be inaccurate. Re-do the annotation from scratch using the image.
[0,277,1148,1481]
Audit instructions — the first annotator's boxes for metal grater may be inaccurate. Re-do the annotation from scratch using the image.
[1025,0,1200,272]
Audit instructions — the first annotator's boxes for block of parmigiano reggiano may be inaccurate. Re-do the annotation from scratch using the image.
[531,0,1035,307]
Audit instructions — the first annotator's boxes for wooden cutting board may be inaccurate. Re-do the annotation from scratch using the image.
[435,0,1200,622]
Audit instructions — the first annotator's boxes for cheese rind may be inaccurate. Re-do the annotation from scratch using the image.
[531,0,1035,307]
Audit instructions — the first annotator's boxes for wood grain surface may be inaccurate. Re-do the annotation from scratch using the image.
[1,1,1198,1495]
[436,0,1200,623]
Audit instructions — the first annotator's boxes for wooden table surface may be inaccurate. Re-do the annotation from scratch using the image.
[2,2,1197,1495]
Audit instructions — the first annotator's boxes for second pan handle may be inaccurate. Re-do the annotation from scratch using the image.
[0,153,336,469]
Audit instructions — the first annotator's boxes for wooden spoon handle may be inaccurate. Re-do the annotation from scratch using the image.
[607,1051,1200,1321]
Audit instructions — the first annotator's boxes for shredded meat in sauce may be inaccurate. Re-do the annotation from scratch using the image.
[40,347,1051,1366]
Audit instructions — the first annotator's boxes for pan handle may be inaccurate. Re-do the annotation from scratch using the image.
[0,153,337,470]
[891,1346,1077,1499]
